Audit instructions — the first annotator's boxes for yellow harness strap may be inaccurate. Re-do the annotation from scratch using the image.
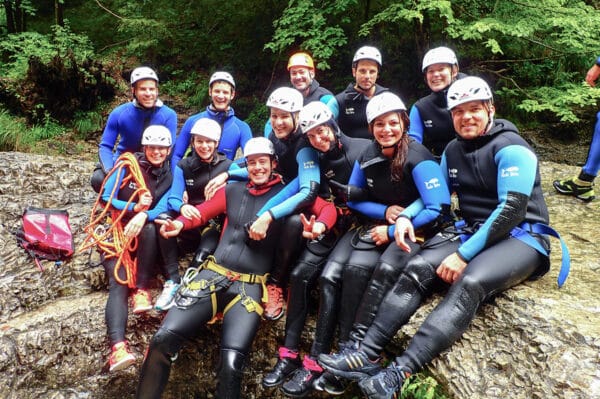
[202,256,268,317]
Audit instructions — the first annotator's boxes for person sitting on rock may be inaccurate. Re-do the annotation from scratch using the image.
[318,76,569,399]
[91,66,177,193]
[136,137,330,399]
[98,125,177,372]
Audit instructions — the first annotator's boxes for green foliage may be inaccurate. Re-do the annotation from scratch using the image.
[501,82,600,123]
[160,70,209,110]
[401,373,447,399]
[72,109,105,140]
[0,21,94,79]
[265,0,356,70]
[0,106,63,151]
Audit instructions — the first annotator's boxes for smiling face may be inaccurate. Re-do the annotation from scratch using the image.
[372,111,404,148]
[144,145,171,166]
[450,100,495,140]
[425,63,457,92]
[132,79,158,108]
[289,66,314,94]
[246,154,274,185]
[209,81,235,112]
[352,59,379,95]
[192,135,217,162]
[270,108,297,139]
[306,124,335,153]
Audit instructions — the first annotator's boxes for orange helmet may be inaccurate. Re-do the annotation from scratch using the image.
[287,52,315,70]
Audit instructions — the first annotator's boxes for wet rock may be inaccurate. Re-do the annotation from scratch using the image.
[0,151,598,398]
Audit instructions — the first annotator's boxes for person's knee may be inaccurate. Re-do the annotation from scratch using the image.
[290,261,319,286]
[319,260,344,288]
[402,255,437,294]
[149,328,183,357]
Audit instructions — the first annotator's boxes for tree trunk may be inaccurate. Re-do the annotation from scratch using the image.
[4,0,15,33]
[55,0,64,27]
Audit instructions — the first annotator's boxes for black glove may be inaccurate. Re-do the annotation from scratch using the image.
[329,180,369,202]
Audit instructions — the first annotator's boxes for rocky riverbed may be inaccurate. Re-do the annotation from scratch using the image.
[0,150,598,399]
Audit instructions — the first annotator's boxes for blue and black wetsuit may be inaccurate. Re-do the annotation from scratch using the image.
[327,83,389,139]
[336,139,450,344]
[172,106,252,166]
[92,100,177,192]
[357,119,558,376]
[281,132,371,359]
[101,152,174,347]
[408,73,468,159]
[166,151,236,266]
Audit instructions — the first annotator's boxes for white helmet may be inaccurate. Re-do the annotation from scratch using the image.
[130,66,159,85]
[421,46,458,72]
[446,76,493,110]
[353,46,382,67]
[209,71,236,89]
[190,118,222,141]
[141,125,172,146]
[299,101,333,133]
[243,137,275,157]
[266,87,303,113]
[366,92,407,124]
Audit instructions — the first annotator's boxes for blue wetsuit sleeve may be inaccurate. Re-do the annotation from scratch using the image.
[238,122,253,160]
[257,147,320,219]
[327,97,340,120]
[171,117,194,170]
[98,108,121,171]
[458,145,538,261]
[346,161,388,219]
[101,168,135,211]
[167,165,186,212]
[146,188,170,221]
[258,177,300,211]
[263,120,271,138]
[407,160,450,228]
[227,166,249,181]
[408,105,424,143]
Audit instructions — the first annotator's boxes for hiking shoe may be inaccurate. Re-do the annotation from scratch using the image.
[154,280,180,311]
[553,178,595,202]
[281,357,322,398]
[358,364,410,399]
[264,284,285,320]
[109,341,135,372]
[314,371,348,395]
[318,349,381,381]
[132,289,152,314]
[262,348,301,388]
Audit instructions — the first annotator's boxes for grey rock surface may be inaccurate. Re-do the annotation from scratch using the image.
[0,151,598,399]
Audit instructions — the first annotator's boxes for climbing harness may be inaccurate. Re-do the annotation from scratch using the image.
[79,152,150,288]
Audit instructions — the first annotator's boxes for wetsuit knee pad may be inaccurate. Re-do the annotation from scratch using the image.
[401,255,438,295]
[290,259,321,286]
[150,328,184,357]
[319,260,344,288]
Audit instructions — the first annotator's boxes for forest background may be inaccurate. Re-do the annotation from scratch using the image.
[1,0,600,159]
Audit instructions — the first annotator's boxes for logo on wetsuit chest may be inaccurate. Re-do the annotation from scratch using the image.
[128,182,138,190]
[424,119,433,128]
[186,179,194,187]
[303,160,317,169]
[501,166,519,178]
[424,177,441,189]
[344,107,355,115]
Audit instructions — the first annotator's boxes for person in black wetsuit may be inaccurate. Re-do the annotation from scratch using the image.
[319,76,569,399]
[408,46,465,160]
[135,137,286,399]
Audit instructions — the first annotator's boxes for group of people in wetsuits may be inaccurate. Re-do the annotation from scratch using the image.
[90,44,572,399]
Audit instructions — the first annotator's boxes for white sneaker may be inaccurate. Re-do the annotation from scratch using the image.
[154,280,180,311]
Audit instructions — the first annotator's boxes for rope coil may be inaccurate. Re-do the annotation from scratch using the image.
[79,152,150,288]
